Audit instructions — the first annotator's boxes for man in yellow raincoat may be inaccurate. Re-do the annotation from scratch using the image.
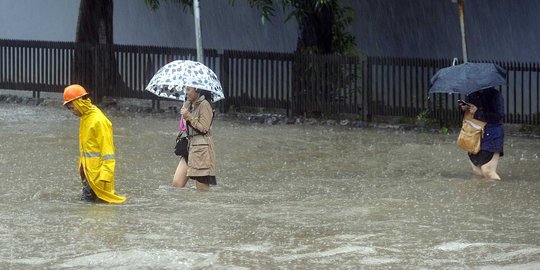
[63,84,126,203]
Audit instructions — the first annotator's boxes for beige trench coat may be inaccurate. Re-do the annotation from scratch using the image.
[182,95,216,177]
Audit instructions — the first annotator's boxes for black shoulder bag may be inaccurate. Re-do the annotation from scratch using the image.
[174,109,214,160]
[174,134,190,159]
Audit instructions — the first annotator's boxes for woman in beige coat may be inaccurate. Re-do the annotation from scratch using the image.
[172,86,216,191]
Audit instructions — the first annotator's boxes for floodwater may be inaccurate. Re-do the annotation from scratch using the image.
[1,102,539,269]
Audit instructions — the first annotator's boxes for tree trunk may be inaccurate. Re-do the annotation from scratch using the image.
[295,0,334,54]
[76,0,113,44]
[73,0,120,101]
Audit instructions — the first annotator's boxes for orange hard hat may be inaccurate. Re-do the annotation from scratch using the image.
[63,84,88,105]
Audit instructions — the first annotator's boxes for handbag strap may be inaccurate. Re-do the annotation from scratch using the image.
[179,115,187,132]
[463,111,487,128]
[187,110,215,136]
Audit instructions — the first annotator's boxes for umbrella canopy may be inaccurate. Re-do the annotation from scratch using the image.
[145,60,225,102]
[429,62,507,96]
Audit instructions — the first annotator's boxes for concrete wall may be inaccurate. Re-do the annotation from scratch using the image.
[351,0,540,62]
[1,0,539,61]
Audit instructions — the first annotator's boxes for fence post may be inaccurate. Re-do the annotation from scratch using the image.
[291,52,302,116]
[93,45,102,102]
[220,51,230,113]
[363,56,371,122]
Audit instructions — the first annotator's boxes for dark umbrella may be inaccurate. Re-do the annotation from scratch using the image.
[429,62,507,96]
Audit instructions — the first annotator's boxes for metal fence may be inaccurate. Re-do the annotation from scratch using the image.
[0,39,74,94]
[221,50,294,114]
[0,39,219,100]
[1,39,539,125]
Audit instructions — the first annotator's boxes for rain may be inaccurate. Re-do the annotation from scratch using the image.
[1,0,540,269]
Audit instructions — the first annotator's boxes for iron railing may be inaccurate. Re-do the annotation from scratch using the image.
[1,39,539,125]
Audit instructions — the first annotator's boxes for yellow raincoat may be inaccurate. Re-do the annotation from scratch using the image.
[73,98,126,203]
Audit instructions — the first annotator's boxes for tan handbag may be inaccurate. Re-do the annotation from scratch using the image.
[456,111,487,154]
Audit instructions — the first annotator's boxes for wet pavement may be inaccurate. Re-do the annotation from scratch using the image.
[0,99,539,269]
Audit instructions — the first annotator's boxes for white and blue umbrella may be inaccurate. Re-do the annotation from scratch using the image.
[145,60,224,102]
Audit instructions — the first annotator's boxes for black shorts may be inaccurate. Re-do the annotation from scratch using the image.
[190,176,217,185]
[468,150,495,167]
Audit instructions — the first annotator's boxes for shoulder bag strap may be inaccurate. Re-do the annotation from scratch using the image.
[187,109,215,136]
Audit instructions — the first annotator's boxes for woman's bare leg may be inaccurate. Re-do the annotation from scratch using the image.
[172,158,188,187]
[481,153,501,180]
[195,181,210,191]
[469,160,484,177]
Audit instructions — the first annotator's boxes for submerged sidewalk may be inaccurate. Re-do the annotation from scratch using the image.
[0,88,533,137]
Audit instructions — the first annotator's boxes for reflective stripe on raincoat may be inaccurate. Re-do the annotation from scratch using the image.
[73,98,126,204]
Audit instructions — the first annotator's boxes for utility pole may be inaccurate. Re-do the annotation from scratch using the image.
[193,0,203,62]
[453,0,468,62]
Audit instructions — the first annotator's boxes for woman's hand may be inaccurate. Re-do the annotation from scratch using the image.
[180,106,192,121]
[468,104,478,114]
[181,101,190,116]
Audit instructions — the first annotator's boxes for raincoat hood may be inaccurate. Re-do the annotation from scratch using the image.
[71,98,95,116]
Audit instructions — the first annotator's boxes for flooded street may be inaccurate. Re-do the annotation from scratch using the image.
[1,102,539,269]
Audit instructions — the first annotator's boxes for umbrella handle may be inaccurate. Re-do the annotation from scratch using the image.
[179,115,187,132]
